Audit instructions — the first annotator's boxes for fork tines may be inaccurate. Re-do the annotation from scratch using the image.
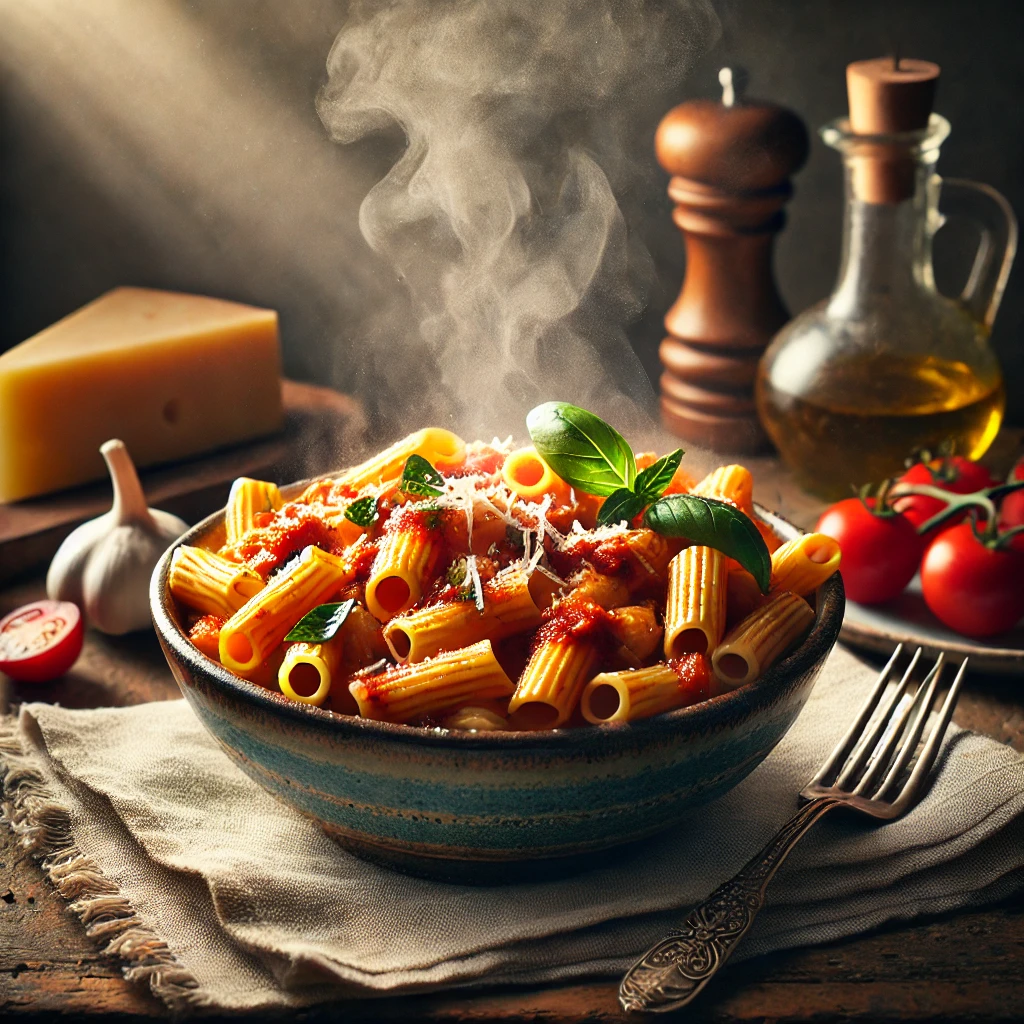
[803,645,968,815]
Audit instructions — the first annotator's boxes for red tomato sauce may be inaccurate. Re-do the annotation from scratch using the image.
[531,594,612,652]
[188,614,225,660]
[226,504,345,578]
[669,653,712,705]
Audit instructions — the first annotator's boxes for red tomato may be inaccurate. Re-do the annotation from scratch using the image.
[919,523,1024,638]
[816,498,923,605]
[894,457,998,531]
[998,457,1024,552]
[0,600,84,683]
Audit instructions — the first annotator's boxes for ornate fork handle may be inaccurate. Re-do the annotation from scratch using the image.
[619,796,842,1014]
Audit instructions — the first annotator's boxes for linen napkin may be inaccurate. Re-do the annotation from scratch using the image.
[2,645,1023,1012]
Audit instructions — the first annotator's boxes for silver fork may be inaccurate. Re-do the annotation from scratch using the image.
[619,645,967,1014]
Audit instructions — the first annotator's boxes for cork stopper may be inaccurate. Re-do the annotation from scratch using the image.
[845,56,940,204]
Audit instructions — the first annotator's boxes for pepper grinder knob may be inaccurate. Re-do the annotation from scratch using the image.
[656,70,809,453]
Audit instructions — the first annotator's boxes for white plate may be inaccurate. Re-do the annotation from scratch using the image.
[840,575,1024,675]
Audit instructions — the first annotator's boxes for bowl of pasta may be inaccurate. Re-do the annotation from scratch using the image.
[152,403,844,879]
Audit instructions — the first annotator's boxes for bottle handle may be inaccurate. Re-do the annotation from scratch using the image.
[937,177,1018,330]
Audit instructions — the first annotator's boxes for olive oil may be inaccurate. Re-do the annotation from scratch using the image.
[757,353,1004,500]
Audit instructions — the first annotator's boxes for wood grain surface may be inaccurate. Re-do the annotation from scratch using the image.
[1,418,1022,1022]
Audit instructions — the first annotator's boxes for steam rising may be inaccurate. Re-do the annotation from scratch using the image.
[2,0,718,456]
[318,0,718,439]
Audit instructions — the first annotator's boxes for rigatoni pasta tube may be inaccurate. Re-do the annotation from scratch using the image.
[624,529,674,587]
[508,638,598,730]
[727,566,766,627]
[693,464,754,513]
[278,633,345,707]
[664,546,728,658]
[341,603,390,674]
[501,447,571,503]
[606,604,662,660]
[335,428,465,492]
[571,567,631,610]
[225,477,283,546]
[348,639,514,723]
[769,533,841,597]
[219,545,354,674]
[364,508,446,622]
[581,655,711,723]
[169,545,264,618]
[712,591,815,689]
[384,569,542,662]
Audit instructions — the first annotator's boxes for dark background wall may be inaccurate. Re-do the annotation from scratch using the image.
[2,0,1021,428]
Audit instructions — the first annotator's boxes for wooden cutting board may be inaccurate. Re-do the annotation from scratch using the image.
[0,381,366,583]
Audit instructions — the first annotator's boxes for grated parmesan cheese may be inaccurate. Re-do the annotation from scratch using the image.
[463,553,485,611]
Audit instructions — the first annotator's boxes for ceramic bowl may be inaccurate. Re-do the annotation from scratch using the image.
[152,499,844,881]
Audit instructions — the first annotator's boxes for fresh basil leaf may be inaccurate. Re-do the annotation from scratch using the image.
[344,496,378,527]
[596,487,647,527]
[400,454,445,497]
[526,402,636,497]
[644,495,772,594]
[284,599,355,643]
[634,449,683,503]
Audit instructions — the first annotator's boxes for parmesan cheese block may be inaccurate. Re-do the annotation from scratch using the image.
[0,287,283,503]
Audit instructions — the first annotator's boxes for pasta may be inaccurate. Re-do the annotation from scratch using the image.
[364,506,447,621]
[334,428,464,492]
[169,415,836,732]
[664,546,728,657]
[693,464,754,513]
[340,603,390,675]
[385,568,542,662]
[606,604,663,661]
[225,477,283,546]
[219,544,355,675]
[169,545,264,618]
[278,635,345,706]
[726,566,765,626]
[509,634,598,730]
[581,653,711,723]
[348,639,514,723]
[711,592,815,689]
[502,447,571,503]
[769,533,841,597]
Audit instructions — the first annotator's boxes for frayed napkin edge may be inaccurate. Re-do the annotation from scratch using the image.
[0,714,207,1013]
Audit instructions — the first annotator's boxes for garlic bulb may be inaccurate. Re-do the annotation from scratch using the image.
[47,440,188,634]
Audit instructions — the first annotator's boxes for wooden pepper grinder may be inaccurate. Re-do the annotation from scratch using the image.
[656,68,809,453]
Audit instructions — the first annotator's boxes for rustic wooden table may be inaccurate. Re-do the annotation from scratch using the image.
[1,403,1022,1022]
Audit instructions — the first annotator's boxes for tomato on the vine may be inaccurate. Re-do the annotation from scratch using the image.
[894,456,997,533]
[997,457,1024,552]
[919,522,1024,638]
[0,600,83,682]
[816,498,923,605]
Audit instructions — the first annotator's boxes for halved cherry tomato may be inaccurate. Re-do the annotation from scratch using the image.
[0,600,84,682]
[919,522,1024,638]
[816,498,923,605]
[894,456,998,533]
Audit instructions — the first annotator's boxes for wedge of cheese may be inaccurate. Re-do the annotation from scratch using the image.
[0,287,283,503]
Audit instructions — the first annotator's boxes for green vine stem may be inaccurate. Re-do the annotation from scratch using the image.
[890,479,1024,549]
